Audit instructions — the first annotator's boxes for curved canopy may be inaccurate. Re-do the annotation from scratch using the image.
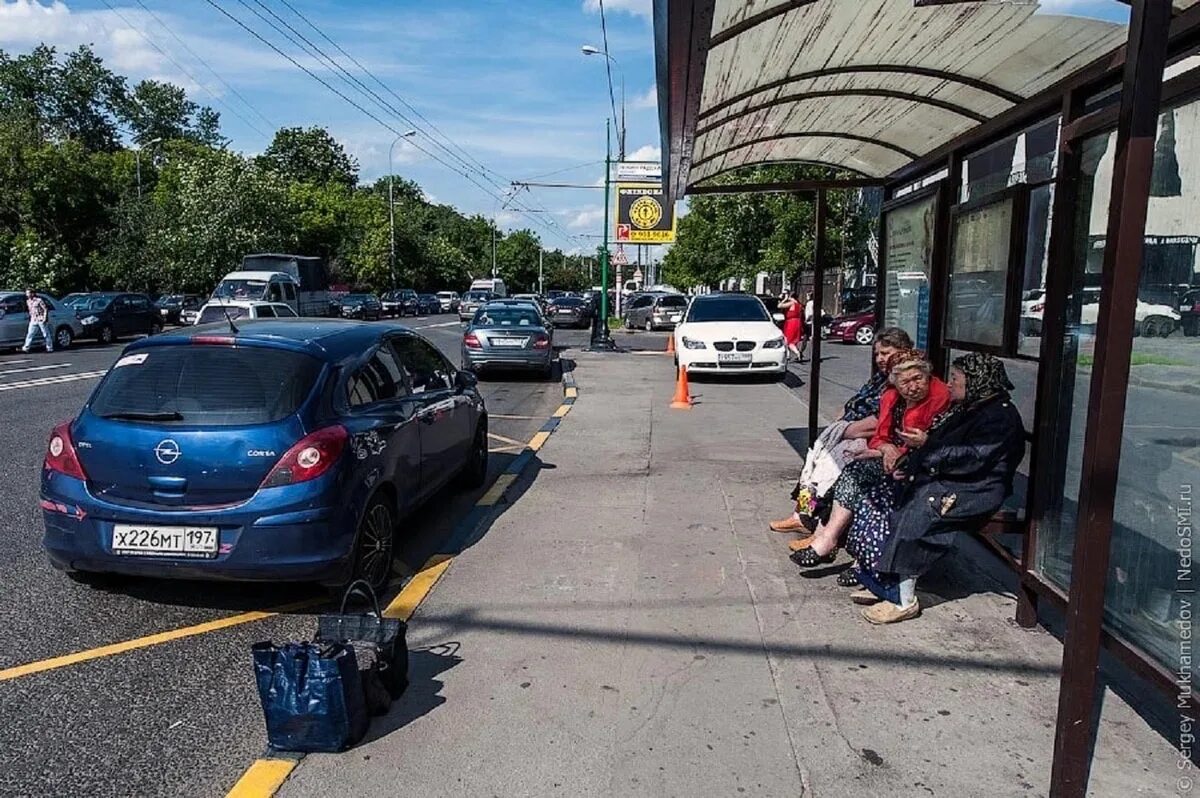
[657,0,1138,195]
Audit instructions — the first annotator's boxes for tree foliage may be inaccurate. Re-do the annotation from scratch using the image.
[0,44,592,297]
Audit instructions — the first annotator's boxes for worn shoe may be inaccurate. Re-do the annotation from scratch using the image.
[850,589,881,605]
[789,546,838,568]
[788,536,815,552]
[769,517,808,534]
[862,600,921,625]
[836,569,861,588]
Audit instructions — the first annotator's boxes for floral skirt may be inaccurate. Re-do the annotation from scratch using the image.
[831,458,886,510]
[844,474,901,572]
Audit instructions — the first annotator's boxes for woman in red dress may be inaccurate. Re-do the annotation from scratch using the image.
[778,291,804,362]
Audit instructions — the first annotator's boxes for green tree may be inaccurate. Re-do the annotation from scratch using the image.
[260,126,358,189]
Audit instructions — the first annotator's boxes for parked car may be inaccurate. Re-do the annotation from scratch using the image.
[462,301,554,378]
[827,309,877,345]
[436,291,460,313]
[624,293,689,331]
[381,289,418,318]
[546,296,592,329]
[417,294,442,315]
[0,291,84,351]
[338,293,384,321]
[1180,287,1200,336]
[73,292,163,345]
[40,319,487,592]
[155,294,204,326]
[61,293,92,311]
[672,293,787,376]
[1021,288,1046,336]
[513,293,548,314]
[194,301,298,325]
[458,289,494,322]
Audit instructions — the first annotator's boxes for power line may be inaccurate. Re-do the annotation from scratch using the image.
[96,0,271,140]
[597,0,620,152]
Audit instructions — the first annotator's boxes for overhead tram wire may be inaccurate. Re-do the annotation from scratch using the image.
[132,0,277,132]
[273,0,512,189]
[97,0,271,140]
[203,0,575,250]
[597,0,621,153]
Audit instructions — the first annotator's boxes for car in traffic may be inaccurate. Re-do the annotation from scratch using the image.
[417,294,442,315]
[462,301,554,378]
[1181,287,1200,336]
[155,294,204,326]
[338,293,384,321]
[0,291,84,351]
[624,293,688,331]
[40,319,488,592]
[436,291,460,313]
[458,289,494,322]
[194,301,298,325]
[546,296,592,329]
[827,308,877,345]
[381,289,418,318]
[672,293,787,376]
[72,292,163,345]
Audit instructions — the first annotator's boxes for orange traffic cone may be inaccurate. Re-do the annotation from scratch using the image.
[670,365,692,409]
[666,334,675,354]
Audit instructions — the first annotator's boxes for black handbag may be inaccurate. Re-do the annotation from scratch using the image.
[251,641,368,753]
[317,580,409,707]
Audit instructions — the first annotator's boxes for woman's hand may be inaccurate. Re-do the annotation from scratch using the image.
[878,443,901,473]
[852,448,883,461]
[897,426,928,448]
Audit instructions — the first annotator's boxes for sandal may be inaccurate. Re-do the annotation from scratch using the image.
[789,547,838,568]
[836,569,861,588]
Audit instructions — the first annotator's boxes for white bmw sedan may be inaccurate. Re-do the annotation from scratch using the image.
[673,293,787,376]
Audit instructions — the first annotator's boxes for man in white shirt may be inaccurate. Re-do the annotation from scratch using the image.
[800,292,815,360]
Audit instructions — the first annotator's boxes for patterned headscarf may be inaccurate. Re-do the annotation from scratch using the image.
[952,352,1014,405]
[884,348,928,379]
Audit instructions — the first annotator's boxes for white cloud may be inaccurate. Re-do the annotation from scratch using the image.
[625,144,661,162]
[582,0,652,18]
[568,207,605,230]
[631,85,657,110]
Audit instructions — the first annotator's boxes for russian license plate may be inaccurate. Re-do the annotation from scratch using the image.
[670,314,682,322]
[717,352,753,363]
[557,309,573,314]
[491,338,525,348]
[112,525,218,558]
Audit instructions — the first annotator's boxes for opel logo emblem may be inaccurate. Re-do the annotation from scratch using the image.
[155,439,181,465]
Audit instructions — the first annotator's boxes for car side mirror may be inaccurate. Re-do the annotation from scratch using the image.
[772,312,785,323]
[454,370,478,393]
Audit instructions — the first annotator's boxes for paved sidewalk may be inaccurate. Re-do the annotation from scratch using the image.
[280,350,1179,798]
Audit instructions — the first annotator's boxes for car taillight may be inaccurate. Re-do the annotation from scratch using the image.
[533,335,551,349]
[464,333,482,349]
[192,335,237,345]
[1031,303,1044,313]
[45,422,87,480]
[1193,302,1200,313]
[260,426,348,489]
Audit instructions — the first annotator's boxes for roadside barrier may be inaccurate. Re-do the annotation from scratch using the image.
[669,365,692,410]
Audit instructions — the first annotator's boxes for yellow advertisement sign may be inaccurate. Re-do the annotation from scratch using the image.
[614,183,676,244]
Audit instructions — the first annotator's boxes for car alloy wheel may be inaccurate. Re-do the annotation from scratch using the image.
[645,318,653,332]
[854,326,875,345]
[456,420,488,489]
[353,496,395,593]
[99,324,114,345]
[55,326,73,350]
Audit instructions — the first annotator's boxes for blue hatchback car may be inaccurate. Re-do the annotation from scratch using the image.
[40,319,487,591]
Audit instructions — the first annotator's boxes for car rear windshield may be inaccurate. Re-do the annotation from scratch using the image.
[657,296,688,308]
[473,307,542,327]
[198,306,248,325]
[552,298,584,307]
[90,345,323,426]
[686,297,770,323]
[463,291,492,302]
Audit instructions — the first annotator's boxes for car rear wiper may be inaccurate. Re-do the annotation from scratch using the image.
[98,411,184,421]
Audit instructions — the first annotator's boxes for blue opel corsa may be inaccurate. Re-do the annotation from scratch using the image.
[40,319,487,592]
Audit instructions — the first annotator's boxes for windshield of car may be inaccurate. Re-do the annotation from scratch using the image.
[197,306,248,324]
[463,291,492,302]
[156,295,182,307]
[657,296,688,308]
[80,296,112,312]
[473,307,542,327]
[90,345,322,426]
[213,279,267,300]
[437,292,455,298]
[552,298,584,308]
[343,294,372,303]
[685,296,770,323]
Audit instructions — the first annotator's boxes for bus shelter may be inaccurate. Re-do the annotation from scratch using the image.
[653,1,1200,794]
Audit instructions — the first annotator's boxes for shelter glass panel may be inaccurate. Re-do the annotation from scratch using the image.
[1036,99,1200,681]
[961,118,1060,203]
[947,196,1014,349]
[883,194,936,349]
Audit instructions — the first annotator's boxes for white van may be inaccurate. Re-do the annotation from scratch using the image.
[469,278,507,298]
[212,271,302,315]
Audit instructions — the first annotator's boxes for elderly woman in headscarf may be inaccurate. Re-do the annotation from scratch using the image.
[789,348,951,568]
[849,352,1027,624]
[769,327,914,535]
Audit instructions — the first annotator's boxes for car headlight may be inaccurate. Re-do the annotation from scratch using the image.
[762,337,785,349]
[681,336,707,350]
[82,315,98,325]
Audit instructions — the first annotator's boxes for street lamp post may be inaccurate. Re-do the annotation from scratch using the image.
[135,137,163,199]
[388,130,418,291]
[582,45,625,160]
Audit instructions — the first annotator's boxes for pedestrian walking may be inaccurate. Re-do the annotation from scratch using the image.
[778,291,805,363]
[799,291,815,360]
[21,288,53,353]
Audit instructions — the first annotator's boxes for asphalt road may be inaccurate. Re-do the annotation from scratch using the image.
[0,314,586,797]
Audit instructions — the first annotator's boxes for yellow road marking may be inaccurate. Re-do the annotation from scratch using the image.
[487,431,527,448]
[477,473,517,506]
[226,758,296,798]
[564,387,578,399]
[527,430,551,452]
[0,597,323,683]
[552,404,571,418]
[383,555,454,621]
[489,445,525,454]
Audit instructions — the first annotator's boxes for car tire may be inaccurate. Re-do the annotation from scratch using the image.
[645,318,653,332]
[350,494,395,594]
[99,324,115,345]
[54,326,73,350]
[456,418,489,489]
[1144,315,1173,338]
[854,326,875,345]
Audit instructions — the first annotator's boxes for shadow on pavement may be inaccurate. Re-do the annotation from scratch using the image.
[363,643,464,742]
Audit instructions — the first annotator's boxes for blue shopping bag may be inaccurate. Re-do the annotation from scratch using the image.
[252,641,368,753]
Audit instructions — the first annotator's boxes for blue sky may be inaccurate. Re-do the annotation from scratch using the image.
[0,0,661,253]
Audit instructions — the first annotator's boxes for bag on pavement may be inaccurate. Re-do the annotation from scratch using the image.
[251,640,368,753]
[317,580,409,705]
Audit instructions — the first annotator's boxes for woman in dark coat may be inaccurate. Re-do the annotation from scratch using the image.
[853,352,1027,625]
